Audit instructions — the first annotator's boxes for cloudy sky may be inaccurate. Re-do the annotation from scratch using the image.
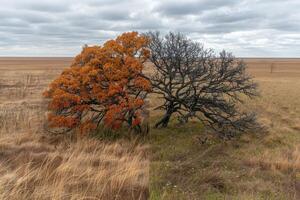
[0,0,299,57]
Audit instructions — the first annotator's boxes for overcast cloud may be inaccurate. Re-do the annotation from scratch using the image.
[0,0,299,57]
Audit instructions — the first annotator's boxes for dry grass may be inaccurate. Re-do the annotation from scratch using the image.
[0,133,148,200]
[150,58,300,199]
[245,146,300,172]
[0,102,46,135]
[0,57,149,200]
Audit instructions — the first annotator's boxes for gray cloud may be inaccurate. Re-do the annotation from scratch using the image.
[155,0,239,16]
[199,9,260,24]
[21,2,69,13]
[0,0,299,57]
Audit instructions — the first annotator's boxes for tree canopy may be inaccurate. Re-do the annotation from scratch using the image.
[147,32,258,139]
[44,32,151,134]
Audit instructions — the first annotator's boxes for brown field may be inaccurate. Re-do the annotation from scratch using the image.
[0,57,148,200]
[0,57,299,199]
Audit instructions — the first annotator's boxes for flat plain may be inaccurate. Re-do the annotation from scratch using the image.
[0,57,299,199]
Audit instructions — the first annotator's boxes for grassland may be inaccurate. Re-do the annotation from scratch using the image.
[0,57,299,200]
[150,58,300,199]
[0,57,149,200]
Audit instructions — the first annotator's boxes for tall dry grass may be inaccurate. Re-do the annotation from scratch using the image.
[0,133,149,200]
[0,103,45,135]
[0,64,149,200]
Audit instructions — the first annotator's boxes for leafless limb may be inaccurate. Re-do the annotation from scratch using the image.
[147,31,259,139]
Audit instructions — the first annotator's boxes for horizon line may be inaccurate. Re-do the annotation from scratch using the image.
[0,56,300,59]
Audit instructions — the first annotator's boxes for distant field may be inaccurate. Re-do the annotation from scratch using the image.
[0,57,72,70]
[243,58,300,77]
[1,57,300,72]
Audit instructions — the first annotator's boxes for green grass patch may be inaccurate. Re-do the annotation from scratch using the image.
[150,117,298,199]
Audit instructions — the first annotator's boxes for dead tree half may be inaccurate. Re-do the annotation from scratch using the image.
[147,32,259,139]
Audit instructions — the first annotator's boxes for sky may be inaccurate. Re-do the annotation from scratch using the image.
[0,0,299,57]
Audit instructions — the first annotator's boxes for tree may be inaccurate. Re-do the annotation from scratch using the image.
[147,32,258,139]
[44,32,151,134]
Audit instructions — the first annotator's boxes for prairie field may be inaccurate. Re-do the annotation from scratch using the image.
[0,57,299,199]
[0,57,149,200]
[150,58,300,199]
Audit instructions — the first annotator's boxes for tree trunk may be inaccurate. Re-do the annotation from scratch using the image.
[154,112,172,128]
[154,104,175,128]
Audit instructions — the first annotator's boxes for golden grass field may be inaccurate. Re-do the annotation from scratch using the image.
[0,57,148,200]
[0,57,299,199]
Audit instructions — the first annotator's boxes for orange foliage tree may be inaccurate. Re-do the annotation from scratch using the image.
[44,32,151,134]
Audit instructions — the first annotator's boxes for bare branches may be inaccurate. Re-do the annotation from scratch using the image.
[147,31,259,139]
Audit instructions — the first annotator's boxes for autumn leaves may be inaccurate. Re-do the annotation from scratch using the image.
[44,32,151,134]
